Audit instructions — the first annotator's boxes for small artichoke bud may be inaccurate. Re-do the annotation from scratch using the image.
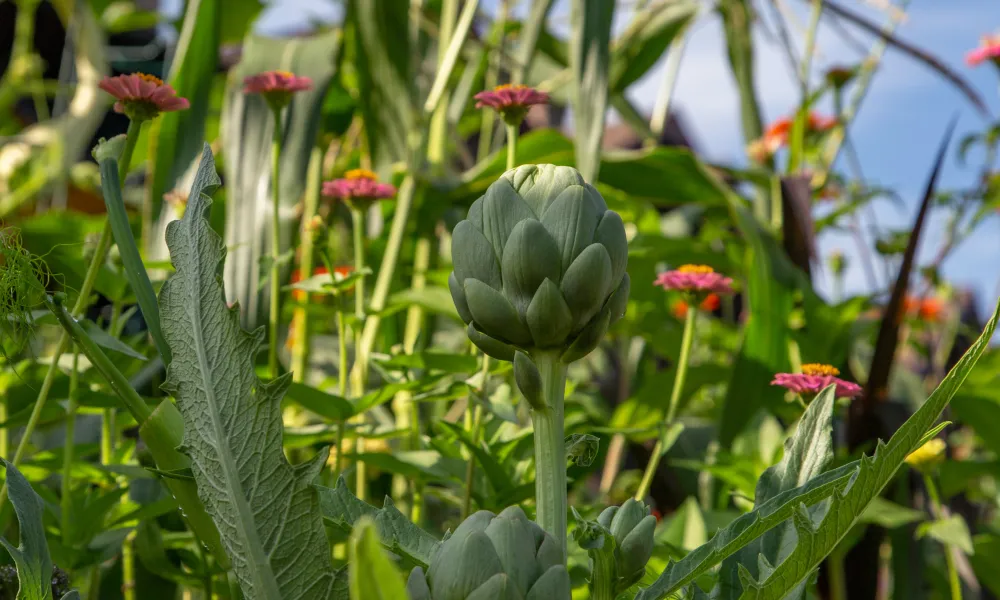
[596,499,657,590]
[514,351,544,410]
[450,165,629,365]
[406,506,571,600]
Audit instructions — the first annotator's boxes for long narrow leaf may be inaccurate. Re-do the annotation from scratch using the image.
[424,0,481,114]
[0,459,54,600]
[569,0,615,182]
[159,146,343,599]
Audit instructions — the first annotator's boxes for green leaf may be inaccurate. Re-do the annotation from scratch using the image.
[437,421,514,495]
[971,534,1000,595]
[0,459,53,600]
[609,0,697,92]
[220,0,263,43]
[349,518,410,600]
[566,434,600,467]
[377,352,478,374]
[916,516,974,555]
[221,30,341,327]
[636,296,999,600]
[147,0,219,238]
[80,319,147,361]
[718,387,837,600]
[858,497,925,529]
[569,0,614,181]
[158,146,342,599]
[285,382,356,422]
[317,478,441,568]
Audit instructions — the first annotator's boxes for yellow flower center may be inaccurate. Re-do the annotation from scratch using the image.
[801,363,839,377]
[677,264,714,274]
[345,168,378,181]
[494,83,528,92]
[904,438,946,470]
[136,73,164,86]
[274,70,295,79]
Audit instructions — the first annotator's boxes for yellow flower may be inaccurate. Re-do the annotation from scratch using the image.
[905,438,946,472]
[801,363,839,377]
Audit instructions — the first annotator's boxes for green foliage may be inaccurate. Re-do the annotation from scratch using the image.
[348,519,408,600]
[0,228,46,355]
[569,0,614,182]
[0,460,54,600]
[158,146,342,599]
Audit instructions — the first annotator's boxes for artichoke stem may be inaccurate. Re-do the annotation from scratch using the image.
[530,351,568,562]
[590,541,618,600]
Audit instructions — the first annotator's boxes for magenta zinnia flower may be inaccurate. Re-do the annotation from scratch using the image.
[474,84,549,126]
[771,363,862,399]
[99,73,189,121]
[654,265,734,295]
[243,70,313,109]
[322,169,396,206]
[966,34,1000,66]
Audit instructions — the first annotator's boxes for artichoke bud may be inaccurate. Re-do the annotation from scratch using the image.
[596,499,657,591]
[407,506,571,600]
[450,165,629,365]
[513,351,544,410]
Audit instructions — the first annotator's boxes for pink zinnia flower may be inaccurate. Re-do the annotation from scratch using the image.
[98,73,189,121]
[473,84,549,125]
[771,363,862,399]
[966,34,1000,66]
[654,265,734,295]
[322,169,396,205]
[243,70,312,108]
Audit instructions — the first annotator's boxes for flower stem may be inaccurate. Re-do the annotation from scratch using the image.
[336,309,348,397]
[290,145,324,381]
[506,123,518,170]
[635,302,696,501]
[531,351,568,561]
[122,529,137,600]
[461,356,490,519]
[334,419,346,482]
[349,205,368,501]
[2,118,141,507]
[61,347,79,545]
[268,108,284,379]
[924,474,963,600]
[828,548,848,600]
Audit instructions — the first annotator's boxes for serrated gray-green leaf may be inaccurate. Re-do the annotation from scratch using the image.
[317,478,441,568]
[159,145,341,600]
[0,459,53,600]
[735,299,1000,600]
[717,387,837,600]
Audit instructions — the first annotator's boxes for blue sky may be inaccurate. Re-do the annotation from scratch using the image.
[163,0,1000,318]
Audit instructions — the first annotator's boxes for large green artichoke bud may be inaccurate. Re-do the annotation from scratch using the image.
[595,499,657,590]
[407,506,571,600]
[449,164,629,368]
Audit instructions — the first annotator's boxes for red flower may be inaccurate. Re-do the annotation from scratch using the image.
[98,73,189,120]
[903,295,944,322]
[654,265,734,295]
[322,169,396,204]
[243,70,312,109]
[671,293,721,319]
[771,363,862,399]
[966,34,1000,66]
[748,112,837,160]
[290,266,329,302]
[473,84,549,126]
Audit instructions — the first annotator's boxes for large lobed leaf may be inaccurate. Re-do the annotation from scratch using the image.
[635,297,1000,600]
[159,145,342,599]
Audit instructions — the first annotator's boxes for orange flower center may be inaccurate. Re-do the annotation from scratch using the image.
[136,73,164,86]
[494,83,528,92]
[345,168,378,181]
[802,363,839,377]
[274,70,295,79]
[677,264,714,274]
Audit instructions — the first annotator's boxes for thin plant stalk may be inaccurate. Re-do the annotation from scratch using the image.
[101,297,123,465]
[334,419,346,482]
[924,474,963,600]
[477,1,508,160]
[290,145,324,381]
[506,124,518,171]
[2,117,141,506]
[336,308,348,397]
[828,548,848,600]
[461,356,490,519]
[349,205,368,501]
[122,529,137,600]
[531,351,568,561]
[635,302,696,501]
[61,347,79,545]
[788,0,823,173]
[267,107,285,379]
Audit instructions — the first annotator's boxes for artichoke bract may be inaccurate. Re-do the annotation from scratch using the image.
[596,499,657,591]
[407,506,571,600]
[449,164,629,367]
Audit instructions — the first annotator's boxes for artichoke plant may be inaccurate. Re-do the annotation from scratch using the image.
[448,164,630,559]
[407,506,571,600]
[449,164,629,366]
[596,499,657,591]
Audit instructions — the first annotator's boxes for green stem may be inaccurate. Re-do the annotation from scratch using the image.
[102,298,123,465]
[290,145,324,381]
[506,124,518,170]
[336,309,348,398]
[648,30,689,147]
[268,108,284,379]
[122,529,137,600]
[925,474,963,600]
[531,351,568,561]
[590,544,618,600]
[3,118,141,506]
[461,356,490,519]
[350,207,367,349]
[635,302,696,501]
[828,549,848,600]
[61,347,79,545]
[788,0,822,174]
[334,419,346,482]
[349,206,368,502]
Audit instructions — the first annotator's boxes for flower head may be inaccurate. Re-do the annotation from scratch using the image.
[99,73,189,121]
[904,438,946,473]
[243,70,312,109]
[322,169,396,206]
[474,83,549,126]
[749,113,837,160]
[966,34,1000,66]
[771,363,863,399]
[825,65,856,88]
[654,265,734,295]
[903,295,945,322]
